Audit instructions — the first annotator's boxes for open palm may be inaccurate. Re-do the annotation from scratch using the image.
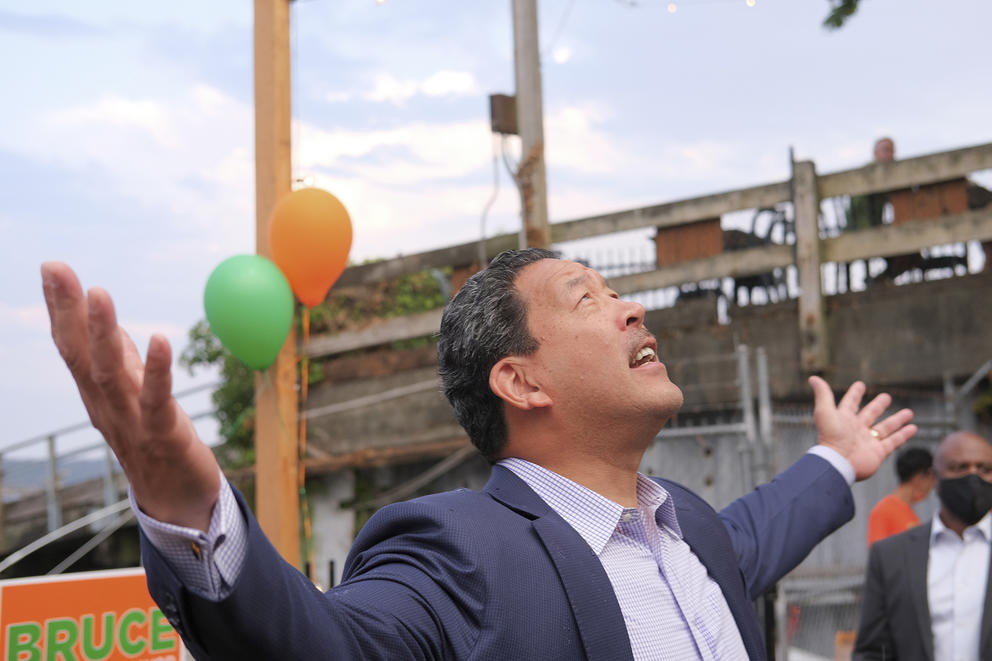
[809,376,917,481]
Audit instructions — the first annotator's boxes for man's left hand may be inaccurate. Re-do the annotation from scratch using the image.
[810,376,917,481]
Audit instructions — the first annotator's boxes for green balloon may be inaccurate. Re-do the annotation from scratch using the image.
[204,255,294,370]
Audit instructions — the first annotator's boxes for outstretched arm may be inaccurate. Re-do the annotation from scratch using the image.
[42,262,221,532]
[720,377,917,597]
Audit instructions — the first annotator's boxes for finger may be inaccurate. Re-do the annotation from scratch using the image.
[857,392,892,425]
[877,423,917,454]
[42,262,94,385]
[87,287,140,414]
[808,375,836,413]
[120,328,146,390]
[837,380,866,413]
[140,334,177,432]
[870,408,914,438]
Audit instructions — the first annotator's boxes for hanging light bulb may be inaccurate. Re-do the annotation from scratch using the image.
[746,0,756,6]
[667,2,677,13]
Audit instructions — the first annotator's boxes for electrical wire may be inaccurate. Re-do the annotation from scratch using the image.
[542,0,577,57]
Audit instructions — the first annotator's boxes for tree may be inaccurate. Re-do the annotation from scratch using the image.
[823,0,862,30]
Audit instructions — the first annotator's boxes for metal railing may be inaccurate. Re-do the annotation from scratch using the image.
[0,381,219,547]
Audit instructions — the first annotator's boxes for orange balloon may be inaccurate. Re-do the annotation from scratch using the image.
[268,187,353,307]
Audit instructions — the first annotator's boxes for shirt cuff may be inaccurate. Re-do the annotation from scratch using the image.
[807,445,856,486]
[130,471,248,600]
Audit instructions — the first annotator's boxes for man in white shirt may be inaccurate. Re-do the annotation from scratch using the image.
[854,431,992,660]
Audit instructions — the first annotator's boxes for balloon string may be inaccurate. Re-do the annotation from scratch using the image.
[298,305,315,581]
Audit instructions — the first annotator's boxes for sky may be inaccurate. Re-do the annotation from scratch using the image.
[2,0,991,459]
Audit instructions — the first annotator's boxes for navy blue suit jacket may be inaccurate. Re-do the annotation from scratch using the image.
[142,453,853,660]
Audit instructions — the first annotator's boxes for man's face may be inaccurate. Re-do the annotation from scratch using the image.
[908,469,935,503]
[514,258,683,426]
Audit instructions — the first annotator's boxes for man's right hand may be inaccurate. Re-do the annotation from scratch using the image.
[42,262,221,532]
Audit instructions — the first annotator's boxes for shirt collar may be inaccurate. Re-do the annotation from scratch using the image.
[498,457,683,555]
[930,509,992,544]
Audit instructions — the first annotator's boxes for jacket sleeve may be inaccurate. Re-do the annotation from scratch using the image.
[718,453,855,599]
[141,486,484,661]
[852,542,896,660]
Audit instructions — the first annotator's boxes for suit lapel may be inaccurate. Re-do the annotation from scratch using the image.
[485,467,634,661]
[904,524,934,661]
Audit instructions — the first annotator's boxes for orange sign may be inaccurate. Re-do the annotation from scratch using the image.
[1,568,185,661]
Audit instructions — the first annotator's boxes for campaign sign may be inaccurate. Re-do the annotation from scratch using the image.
[1,568,182,661]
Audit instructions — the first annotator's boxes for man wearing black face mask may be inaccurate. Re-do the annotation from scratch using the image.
[854,431,992,660]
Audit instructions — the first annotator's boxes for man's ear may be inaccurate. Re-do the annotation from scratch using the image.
[490,357,552,411]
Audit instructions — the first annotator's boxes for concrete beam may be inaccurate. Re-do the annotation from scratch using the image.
[611,244,794,294]
[550,181,792,243]
[822,208,992,263]
[819,142,992,199]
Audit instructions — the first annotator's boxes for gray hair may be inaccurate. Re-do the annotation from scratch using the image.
[437,248,556,461]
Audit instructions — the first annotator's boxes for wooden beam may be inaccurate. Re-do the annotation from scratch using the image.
[611,244,794,295]
[253,0,299,567]
[793,160,828,373]
[303,309,443,358]
[822,208,992,263]
[818,142,992,199]
[551,181,792,244]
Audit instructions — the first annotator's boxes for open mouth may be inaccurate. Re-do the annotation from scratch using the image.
[629,345,657,368]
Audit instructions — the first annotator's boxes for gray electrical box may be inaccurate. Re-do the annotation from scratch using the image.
[489,94,518,135]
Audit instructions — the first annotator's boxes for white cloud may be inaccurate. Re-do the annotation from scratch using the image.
[0,301,50,332]
[3,84,255,249]
[327,70,480,106]
[48,95,176,146]
[324,90,355,104]
[366,73,420,104]
[420,70,478,97]
[296,117,492,185]
[544,104,624,174]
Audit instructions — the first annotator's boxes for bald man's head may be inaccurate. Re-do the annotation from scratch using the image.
[934,431,992,478]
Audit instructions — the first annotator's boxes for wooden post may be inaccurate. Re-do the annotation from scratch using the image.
[511,0,550,249]
[254,0,300,567]
[792,159,828,373]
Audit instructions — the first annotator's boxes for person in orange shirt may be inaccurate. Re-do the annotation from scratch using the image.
[867,446,934,546]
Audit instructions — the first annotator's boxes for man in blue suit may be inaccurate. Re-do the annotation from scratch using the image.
[42,248,917,660]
